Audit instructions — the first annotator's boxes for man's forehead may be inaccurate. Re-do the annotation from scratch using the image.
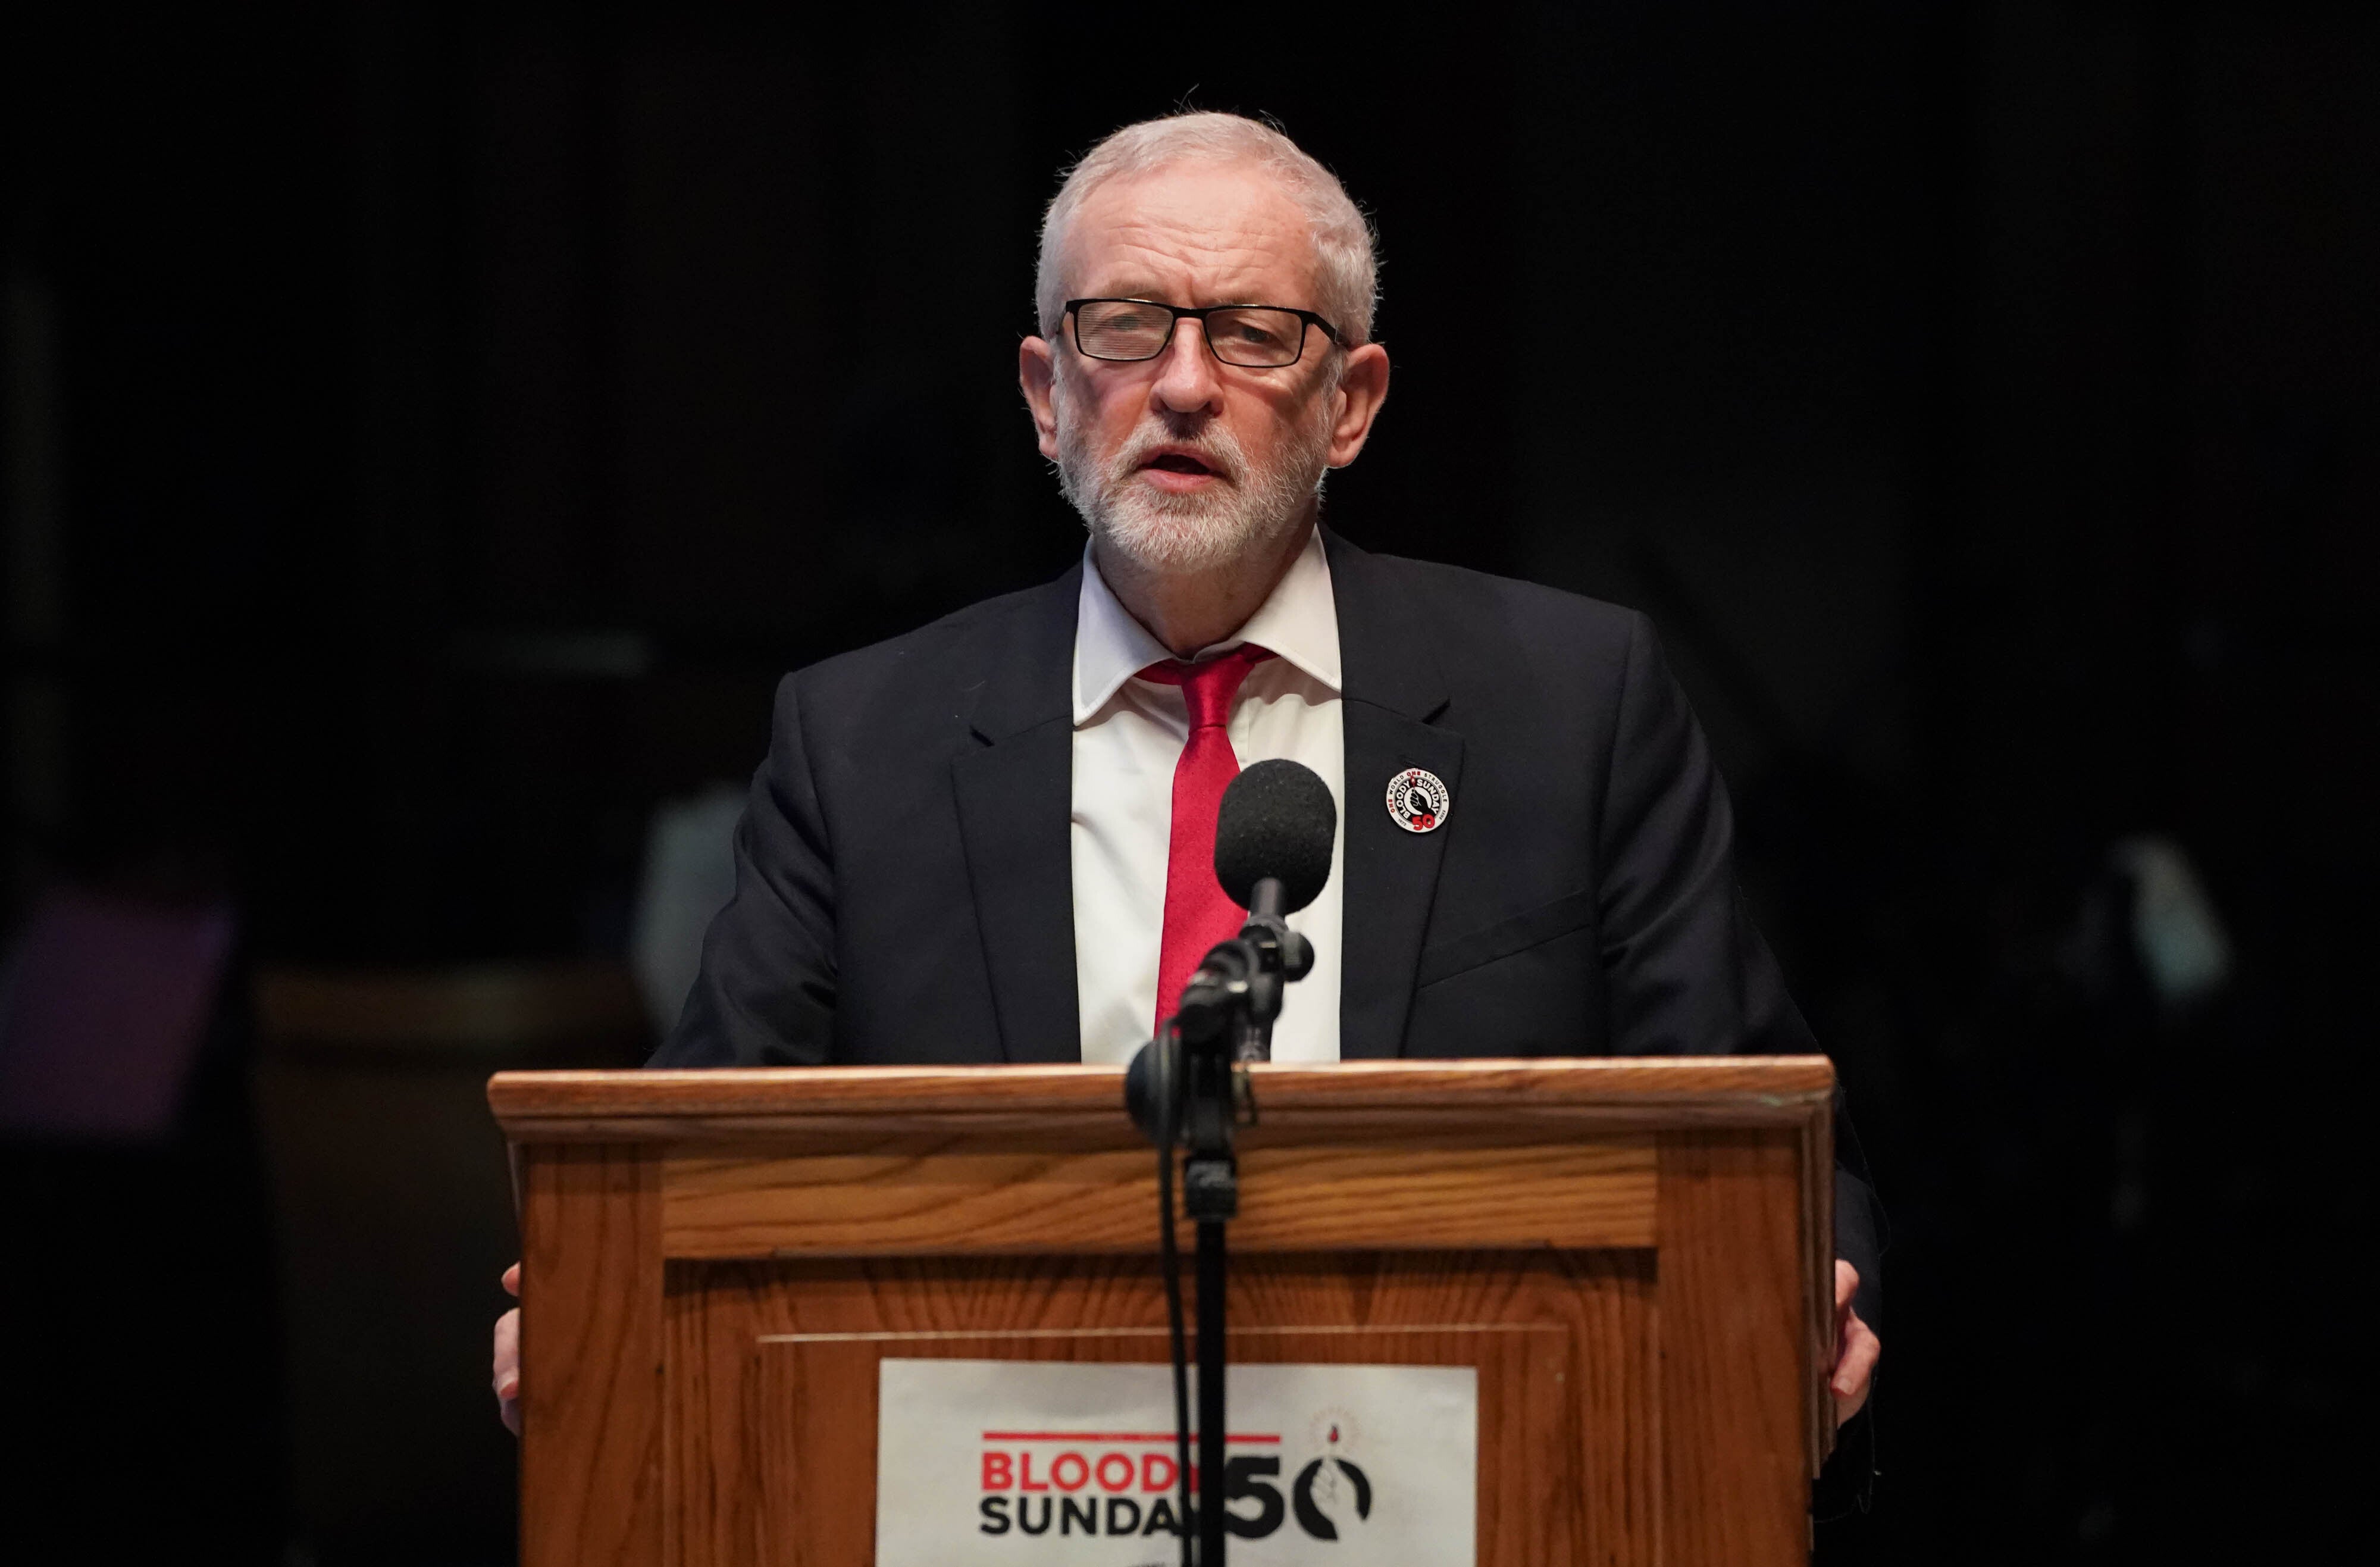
[1066,162,1320,304]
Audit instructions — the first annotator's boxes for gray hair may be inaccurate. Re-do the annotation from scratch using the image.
[1035,112,1379,346]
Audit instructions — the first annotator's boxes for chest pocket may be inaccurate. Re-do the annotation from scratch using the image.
[1405,889,1601,1056]
[1415,889,1596,989]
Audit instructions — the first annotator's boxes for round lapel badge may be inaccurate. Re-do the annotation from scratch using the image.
[1385,767,1451,833]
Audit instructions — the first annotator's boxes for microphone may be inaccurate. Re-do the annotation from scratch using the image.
[1127,759,1338,1135]
[1170,761,1336,1051]
[1213,758,1336,915]
[1213,758,1335,994]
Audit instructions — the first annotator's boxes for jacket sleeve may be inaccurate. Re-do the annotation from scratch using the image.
[647,673,837,1067]
[1596,612,1886,1319]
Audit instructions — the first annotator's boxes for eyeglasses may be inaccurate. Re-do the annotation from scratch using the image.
[1064,298,1342,369]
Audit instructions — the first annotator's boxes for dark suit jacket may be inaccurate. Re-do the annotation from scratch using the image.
[653,530,1883,1324]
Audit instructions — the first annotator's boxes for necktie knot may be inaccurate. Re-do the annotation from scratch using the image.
[1139,643,1274,730]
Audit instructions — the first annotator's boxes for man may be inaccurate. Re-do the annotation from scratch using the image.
[494,111,1882,1451]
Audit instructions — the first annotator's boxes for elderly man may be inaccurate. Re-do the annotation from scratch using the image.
[494,111,1881,1452]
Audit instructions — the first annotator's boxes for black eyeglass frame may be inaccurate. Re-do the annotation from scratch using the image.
[1063,297,1345,368]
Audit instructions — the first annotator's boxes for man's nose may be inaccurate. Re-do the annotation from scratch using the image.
[1150,317,1223,415]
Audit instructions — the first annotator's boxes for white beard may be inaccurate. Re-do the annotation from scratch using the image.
[1054,371,1335,575]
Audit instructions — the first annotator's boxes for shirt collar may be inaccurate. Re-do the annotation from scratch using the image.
[1073,527,1343,726]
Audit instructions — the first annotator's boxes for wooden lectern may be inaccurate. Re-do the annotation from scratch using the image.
[490,1058,1837,1566]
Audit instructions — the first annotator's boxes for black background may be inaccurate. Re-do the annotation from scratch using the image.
[4,2,2375,1560]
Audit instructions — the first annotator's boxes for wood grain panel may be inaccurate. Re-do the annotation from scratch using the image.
[1656,1131,1809,1567]
[491,1058,1836,1144]
[519,1144,663,1567]
[668,1250,1656,1567]
[661,1135,1654,1258]
[665,1259,764,1567]
[1564,1252,1658,1567]
[1801,1103,1837,1469]
[498,1063,1835,1565]
[765,1338,881,1567]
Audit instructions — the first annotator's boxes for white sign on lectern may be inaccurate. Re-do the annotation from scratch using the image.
[873,1358,1477,1565]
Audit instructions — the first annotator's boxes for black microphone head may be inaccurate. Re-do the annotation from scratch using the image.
[1214,759,1337,913]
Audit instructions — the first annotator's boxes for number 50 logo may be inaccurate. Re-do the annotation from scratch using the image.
[1218,1456,1373,1541]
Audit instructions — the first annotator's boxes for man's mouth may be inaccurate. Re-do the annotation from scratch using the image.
[1142,451,1217,477]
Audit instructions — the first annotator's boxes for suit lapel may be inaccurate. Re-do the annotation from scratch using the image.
[1325,531,1463,1059]
[951,567,1083,1063]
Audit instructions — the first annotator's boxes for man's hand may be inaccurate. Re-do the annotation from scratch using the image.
[1831,1259,1880,1424]
[493,1263,522,1436]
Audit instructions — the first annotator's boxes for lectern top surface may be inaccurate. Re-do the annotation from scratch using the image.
[488,1056,1833,1144]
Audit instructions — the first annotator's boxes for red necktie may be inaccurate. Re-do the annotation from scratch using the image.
[1138,644,1274,1036]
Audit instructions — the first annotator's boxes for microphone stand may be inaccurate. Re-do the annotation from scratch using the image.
[1136,876,1311,1567]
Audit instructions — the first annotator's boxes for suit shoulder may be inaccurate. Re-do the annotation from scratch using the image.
[1360,549,1647,655]
[781,571,1076,716]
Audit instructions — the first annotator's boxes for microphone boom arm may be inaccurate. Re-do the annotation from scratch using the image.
[1126,876,1319,1567]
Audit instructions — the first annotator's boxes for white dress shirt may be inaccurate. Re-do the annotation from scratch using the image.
[1070,528,1346,1066]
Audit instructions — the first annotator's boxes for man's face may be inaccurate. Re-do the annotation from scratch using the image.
[1020,162,1389,576]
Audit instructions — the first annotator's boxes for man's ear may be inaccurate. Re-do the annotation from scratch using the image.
[1019,335,1061,462]
[1324,341,1391,470]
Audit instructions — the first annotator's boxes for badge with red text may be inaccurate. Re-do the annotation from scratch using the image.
[1385,768,1450,833]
